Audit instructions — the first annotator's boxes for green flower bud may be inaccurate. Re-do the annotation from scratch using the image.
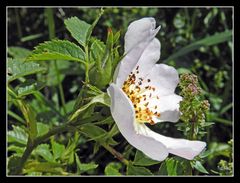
[89,28,114,89]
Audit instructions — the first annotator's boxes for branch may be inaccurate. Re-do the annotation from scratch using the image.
[102,143,129,165]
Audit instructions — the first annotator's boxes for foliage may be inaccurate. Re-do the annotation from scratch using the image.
[7,7,232,176]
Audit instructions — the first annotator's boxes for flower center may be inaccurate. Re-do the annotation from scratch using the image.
[122,66,161,125]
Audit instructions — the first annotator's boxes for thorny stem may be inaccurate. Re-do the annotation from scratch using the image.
[14,122,74,174]
[15,116,128,174]
[102,143,129,165]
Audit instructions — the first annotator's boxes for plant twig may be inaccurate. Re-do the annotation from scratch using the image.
[102,143,129,165]
[14,115,124,174]
[84,46,90,83]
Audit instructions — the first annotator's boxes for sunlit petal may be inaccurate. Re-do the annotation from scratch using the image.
[107,83,169,161]
[114,18,160,88]
[140,64,180,96]
[136,124,206,160]
[148,94,182,123]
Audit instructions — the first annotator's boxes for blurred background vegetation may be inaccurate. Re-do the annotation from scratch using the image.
[7,7,233,175]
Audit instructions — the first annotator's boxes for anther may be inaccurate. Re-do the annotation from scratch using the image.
[150,120,155,125]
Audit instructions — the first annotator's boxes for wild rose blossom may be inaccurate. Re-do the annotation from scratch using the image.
[107,17,206,161]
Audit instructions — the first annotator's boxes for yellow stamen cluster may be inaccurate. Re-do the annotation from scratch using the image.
[122,66,161,125]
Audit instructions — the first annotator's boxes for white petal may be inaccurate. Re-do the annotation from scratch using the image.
[141,64,180,96]
[114,18,160,87]
[131,38,161,80]
[137,125,206,160]
[124,17,159,53]
[148,94,182,123]
[107,83,168,161]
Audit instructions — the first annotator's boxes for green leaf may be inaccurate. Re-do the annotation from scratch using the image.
[164,30,232,62]
[90,38,105,62]
[7,58,46,82]
[69,93,110,121]
[127,162,153,175]
[80,123,107,141]
[89,31,113,89]
[104,162,122,176]
[85,82,104,95]
[8,145,25,155]
[159,158,184,175]
[8,155,22,175]
[26,39,85,63]
[166,158,178,175]
[201,122,215,127]
[177,67,192,74]
[21,33,43,42]
[107,124,119,139]
[93,116,114,125]
[51,140,65,160]
[158,161,168,175]
[93,142,101,154]
[61,133,80,164]
[34,144,55,162]
[8,46,31,59]
[192,161,209,174]
[64,17,91,47]
[26,172,42,176]
[17,79,45,97]
[60,100,75,115]
[46,61,71,86]
[86,8,104,43]
[75,153,98,173]
[173,13,185,29]
[133,150,160,166]
[23,161,66,175]
[208,142,231,158]
[8,125,28,145]
[80,123,118,146]
[113,30,121,45]
[8,110,25,124]
[37,123,50,137]
[17,101,38,140]
[199,150,212,158]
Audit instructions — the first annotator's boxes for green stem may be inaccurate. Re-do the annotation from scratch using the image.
[14,115,126,174]
[45,8,67,114]
[84,46,90,83]
[7,86,18,99]
[14,138,35,174]
[214,117,232,126]
[189,113,197,140]
[54,61,67,114]
[186,161,193,175]
[186,114,197,175]
[14,119,84,175]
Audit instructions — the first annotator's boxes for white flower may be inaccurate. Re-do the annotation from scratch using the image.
[107,17,206,161]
